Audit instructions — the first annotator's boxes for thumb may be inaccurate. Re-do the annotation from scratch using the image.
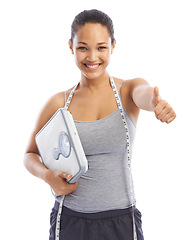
[153,86,160,106]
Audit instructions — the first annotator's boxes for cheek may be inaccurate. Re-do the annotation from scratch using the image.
[74,51,84,64]
[103,51,111,64]
[100,50,111,61]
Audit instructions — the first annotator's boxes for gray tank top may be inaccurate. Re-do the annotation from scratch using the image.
[62,81,136,213]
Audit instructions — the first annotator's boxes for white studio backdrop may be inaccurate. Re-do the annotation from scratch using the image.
[0,0,193,239]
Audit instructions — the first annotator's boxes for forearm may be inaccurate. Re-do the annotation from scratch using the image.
[133,85,155,111]
[24,153,78,195]
[132,79,176,123]
[23,153,49,182]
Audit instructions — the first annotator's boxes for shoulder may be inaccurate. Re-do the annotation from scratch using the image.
[117,77,149,95]
[46,91,65,111]
[34,91,65,131]
[64,84,79,101]
[49,84,76,108]
[112,76,124,91]
[112,77,148,125]
[111,76,149,96]
[113,76,148,86]
[45,85,76,113]
[25,88,76,154]
[122,77,148,87]
[35,88,73,132]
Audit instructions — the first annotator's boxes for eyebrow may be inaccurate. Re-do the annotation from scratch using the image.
[78,42,87,45]
[97,42,108,45]
[78,41,108,45]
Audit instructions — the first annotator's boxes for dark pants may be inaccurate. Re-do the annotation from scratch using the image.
[49,201,144,240]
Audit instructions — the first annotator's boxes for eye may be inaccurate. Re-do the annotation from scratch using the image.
[98,46,107,50]
[77,47,87,51]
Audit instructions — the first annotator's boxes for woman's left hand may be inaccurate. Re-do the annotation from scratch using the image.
[151,86,176,124]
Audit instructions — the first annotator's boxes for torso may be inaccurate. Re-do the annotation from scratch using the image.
[60,76,137,212]
[65,77,140,125]
[28,76,140,156]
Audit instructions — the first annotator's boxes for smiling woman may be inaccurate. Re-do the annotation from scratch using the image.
[69,22,116,79]
[24,9,176,240]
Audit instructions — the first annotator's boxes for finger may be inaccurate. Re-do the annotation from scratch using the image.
[160,112,173,123]
[59,172,72,180]
[155,105,169,120]
[55,180,78,196]
[154,100,167,116]
[73,181,78,190]
[154,86,159,99]
[166,115,176,124]
[153,86,160,106]
[157,108,176,123]
[63,181,78,194]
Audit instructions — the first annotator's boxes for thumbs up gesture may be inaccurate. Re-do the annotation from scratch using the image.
[151,87,176,124]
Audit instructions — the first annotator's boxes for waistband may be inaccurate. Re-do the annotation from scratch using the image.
[54,201,136,220]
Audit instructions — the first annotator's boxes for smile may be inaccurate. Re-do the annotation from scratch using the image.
[84,63,101,70]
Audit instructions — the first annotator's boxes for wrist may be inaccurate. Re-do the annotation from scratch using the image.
[42,169,52,183]
[149,99,155,112]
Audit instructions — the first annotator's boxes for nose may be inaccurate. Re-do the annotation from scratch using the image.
[86,50,98,62]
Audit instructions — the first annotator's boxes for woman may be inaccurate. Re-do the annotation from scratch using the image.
[24,9,176,240]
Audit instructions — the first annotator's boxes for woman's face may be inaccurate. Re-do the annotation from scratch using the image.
[69,23,116,80]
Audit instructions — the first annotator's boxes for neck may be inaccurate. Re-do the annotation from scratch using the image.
[79,71,111,92]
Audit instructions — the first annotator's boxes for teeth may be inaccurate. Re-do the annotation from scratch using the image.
[86,64,99,69]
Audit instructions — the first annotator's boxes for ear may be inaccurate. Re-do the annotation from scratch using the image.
[111,39,116,54]
[68,39,74,55]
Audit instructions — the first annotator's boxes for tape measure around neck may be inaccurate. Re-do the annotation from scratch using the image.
[109,76,131,164]
[56,76,137,240]
[64,83,79,111]
[109,76,137,240]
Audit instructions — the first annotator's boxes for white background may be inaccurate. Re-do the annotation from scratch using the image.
[0,0,193,239]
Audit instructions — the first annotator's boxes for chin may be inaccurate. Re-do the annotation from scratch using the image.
[82,71,107,80]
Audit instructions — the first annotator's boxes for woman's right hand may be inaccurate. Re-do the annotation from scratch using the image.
[44,170,78,196]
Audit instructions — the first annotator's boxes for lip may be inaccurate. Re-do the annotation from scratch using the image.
[83,63,101,71]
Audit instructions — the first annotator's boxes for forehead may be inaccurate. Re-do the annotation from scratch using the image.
[74,23,110,44]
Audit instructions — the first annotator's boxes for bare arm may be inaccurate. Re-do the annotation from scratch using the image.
[24,92,78,196]
[130,78,176,123]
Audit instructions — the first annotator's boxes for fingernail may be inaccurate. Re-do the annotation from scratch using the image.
[67,174,72,179]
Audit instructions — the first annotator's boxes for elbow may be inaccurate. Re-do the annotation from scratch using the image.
[133,85,153,110]
[23,152,30,169]
[23,150,40,170]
